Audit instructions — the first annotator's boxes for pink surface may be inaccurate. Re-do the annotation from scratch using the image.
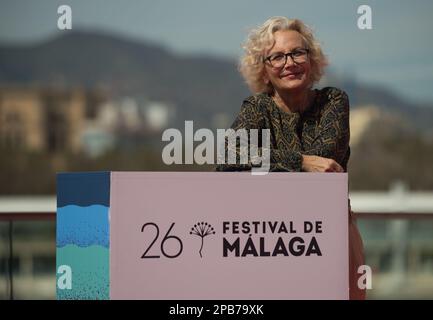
[109,172,349,299]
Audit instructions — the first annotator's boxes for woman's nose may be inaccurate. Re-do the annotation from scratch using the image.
[284,55,296,68]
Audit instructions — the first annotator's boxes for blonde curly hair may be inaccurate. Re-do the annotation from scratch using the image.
[239,17,328,94]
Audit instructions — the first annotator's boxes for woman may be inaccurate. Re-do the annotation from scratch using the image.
[216,17,366,300]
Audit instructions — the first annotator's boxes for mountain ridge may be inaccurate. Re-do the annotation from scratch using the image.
[1,30,432,132]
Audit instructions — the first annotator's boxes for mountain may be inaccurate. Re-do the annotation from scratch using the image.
[1,30,433,191]
[0,30,247,129]
[327,76,433,133]
[0,29,432,132]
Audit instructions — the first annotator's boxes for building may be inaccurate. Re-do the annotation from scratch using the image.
[0,86,105,153]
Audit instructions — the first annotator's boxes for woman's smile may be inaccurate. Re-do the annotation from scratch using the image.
[280,71,304,79]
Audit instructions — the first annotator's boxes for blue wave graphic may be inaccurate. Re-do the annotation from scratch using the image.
[57,205,109,248]
[57,172,110,207]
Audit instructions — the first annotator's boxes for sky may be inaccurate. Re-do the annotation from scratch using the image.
[1,0,433,105]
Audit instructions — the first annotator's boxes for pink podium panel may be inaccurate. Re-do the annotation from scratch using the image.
[109,172,349,299]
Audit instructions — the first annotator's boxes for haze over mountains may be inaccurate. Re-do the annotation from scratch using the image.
[1,30,433,191]
[1,30,432,133]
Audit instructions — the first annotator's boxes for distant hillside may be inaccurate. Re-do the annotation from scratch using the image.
[1,29,432,132]
[0,30,247,130]
[331,77,433,132]
[1,30,433,192]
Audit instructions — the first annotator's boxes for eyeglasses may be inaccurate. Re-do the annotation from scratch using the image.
[263,48,310,68]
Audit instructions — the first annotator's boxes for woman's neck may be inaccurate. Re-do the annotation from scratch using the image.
[272,88,315,114]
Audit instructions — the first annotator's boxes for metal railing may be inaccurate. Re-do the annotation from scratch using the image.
[1,210,433,300]
[0,212,54,300]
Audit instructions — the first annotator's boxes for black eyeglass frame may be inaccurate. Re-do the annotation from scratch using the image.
[263,48,310,67]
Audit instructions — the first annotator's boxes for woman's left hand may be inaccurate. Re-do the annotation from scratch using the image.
[301,154,344,172]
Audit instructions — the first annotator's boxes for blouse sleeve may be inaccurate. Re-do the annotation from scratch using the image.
[302,88,350,170]
[215,96,303,172]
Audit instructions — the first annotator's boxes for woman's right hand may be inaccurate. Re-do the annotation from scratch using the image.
[301,154,344,173]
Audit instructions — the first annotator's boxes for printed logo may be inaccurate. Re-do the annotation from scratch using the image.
[190,222,216,258]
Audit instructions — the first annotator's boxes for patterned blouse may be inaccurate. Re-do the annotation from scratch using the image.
[215,86,350,172]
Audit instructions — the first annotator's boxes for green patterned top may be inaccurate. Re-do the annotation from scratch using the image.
[216,86,350,172]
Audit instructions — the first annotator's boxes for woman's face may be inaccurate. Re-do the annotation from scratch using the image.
[263,30,312,93]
